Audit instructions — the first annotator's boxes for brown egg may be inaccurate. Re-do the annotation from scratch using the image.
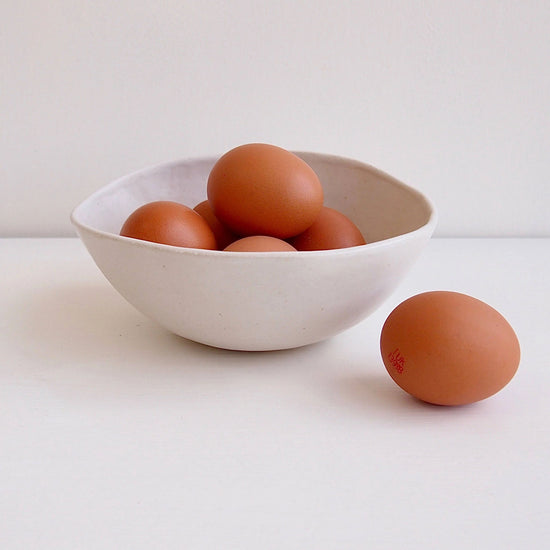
[289,206,366,251]
[120,201,217,250]
[224,236,297,252]
[380,291,520,406]
[193,199,238,250]
[207,143,323,239]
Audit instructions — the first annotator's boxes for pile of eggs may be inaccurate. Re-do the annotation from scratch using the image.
[120,143,366,252]
[119,142,521,407]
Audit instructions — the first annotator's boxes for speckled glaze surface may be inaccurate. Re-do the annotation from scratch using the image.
[71,152,437,350]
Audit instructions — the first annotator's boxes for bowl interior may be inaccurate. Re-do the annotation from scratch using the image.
[72,152,434,244]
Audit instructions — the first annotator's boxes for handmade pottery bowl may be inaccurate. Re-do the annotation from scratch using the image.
[71,152,437,351]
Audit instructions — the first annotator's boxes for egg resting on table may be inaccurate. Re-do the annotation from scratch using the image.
[380,291,520,406]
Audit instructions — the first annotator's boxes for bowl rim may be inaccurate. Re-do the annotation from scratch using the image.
[70,151,438,258]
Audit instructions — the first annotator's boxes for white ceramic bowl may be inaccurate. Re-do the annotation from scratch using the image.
[71,152,437,351]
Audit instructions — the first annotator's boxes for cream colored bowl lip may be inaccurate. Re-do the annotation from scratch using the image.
[70,151,438,258]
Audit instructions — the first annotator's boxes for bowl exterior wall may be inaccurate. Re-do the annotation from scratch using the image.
[75,226,432,351]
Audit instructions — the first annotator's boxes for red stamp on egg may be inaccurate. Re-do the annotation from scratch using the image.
[388,348,405,374]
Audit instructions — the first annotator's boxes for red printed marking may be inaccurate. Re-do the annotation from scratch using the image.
[388,348,405,374]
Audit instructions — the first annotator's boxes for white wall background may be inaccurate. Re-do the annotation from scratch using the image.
[1,0,549,237]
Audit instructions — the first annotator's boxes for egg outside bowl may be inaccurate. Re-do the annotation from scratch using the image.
[71,152,437,351]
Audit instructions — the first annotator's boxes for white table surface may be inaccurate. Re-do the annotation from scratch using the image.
[1,237,548,549]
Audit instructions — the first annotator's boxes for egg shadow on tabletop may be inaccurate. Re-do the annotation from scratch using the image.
[326,369,487,418]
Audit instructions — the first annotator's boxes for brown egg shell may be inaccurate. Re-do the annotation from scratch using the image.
[207,143,324,239]
[289,206,366,251]
[120,200,217,250]
[193,199,239,250]
[224,235,297,252]
[380,291,520,406]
